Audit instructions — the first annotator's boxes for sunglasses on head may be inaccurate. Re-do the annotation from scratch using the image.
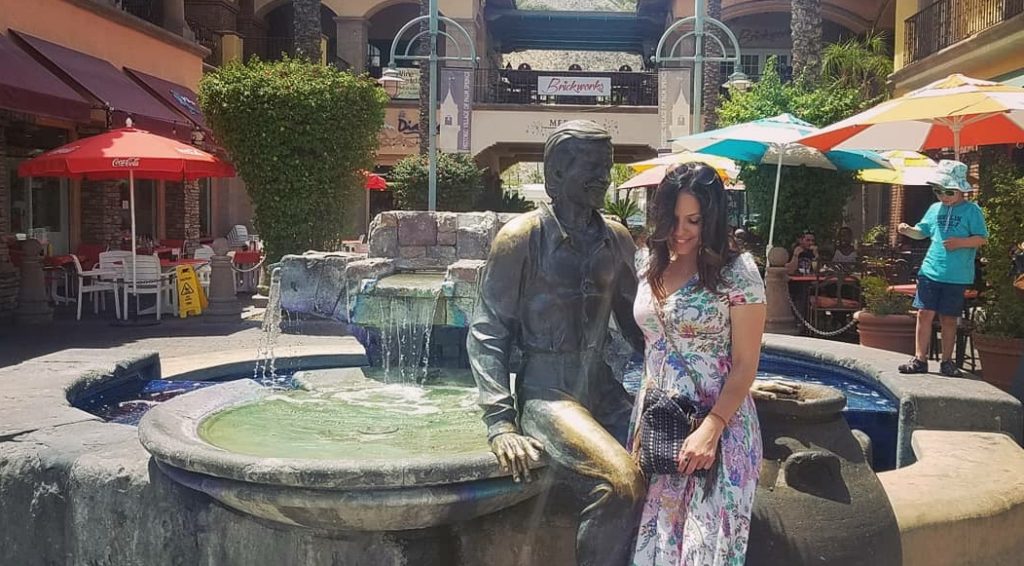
[666,163,719,186]
[932,188,960,197]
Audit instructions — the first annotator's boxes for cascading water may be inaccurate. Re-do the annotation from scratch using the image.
[372,272,444,384]
[254,268,283,380]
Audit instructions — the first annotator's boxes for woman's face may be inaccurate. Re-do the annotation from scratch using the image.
[671,192,702,257]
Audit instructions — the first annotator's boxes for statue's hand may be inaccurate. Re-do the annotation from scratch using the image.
[751,380,801,401]
[489,432,544,483]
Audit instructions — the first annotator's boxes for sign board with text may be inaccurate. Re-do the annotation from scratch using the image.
[537,76,611,97]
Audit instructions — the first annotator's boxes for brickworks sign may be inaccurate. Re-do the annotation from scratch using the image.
[537,76,611,97]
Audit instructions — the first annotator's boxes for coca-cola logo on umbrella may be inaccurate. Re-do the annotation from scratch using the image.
[112,157,141,168]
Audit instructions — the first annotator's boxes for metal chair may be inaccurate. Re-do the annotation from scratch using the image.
[808,271,862,335]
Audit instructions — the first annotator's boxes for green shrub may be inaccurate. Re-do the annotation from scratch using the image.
[978,160,1024,338]
[389,152,484,212]
[199,57,387,262]
[603,196,641,227]
[860,275,912,316]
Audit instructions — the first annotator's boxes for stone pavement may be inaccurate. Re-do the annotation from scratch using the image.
[0,309,350,370]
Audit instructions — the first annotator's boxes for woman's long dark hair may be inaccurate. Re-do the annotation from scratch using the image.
[646,163,738,300]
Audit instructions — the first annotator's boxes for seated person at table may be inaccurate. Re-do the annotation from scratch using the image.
[831,227,858,263]
[786,230,819,274]
[897,160,988,378]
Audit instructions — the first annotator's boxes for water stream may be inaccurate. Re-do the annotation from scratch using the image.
[254,268,283,380]
[371,272,445,384]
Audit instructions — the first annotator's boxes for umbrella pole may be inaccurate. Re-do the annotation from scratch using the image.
[130,169,139,318]
[766,147,785,257]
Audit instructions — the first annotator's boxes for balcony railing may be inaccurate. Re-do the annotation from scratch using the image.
[186,19,220,66]
[249,36,295,62]
[114,0,162,27]
[474,69,658,106]
[905,0,1024,65]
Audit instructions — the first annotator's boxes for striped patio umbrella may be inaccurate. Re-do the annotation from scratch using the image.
[857,150,940,186]
[670,113,890,253]
[627,152,739,181]
[799,74,1024,159]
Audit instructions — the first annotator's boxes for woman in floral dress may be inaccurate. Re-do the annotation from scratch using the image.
[629,163,766,566]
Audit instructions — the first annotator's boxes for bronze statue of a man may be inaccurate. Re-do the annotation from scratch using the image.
[468,120,645,566]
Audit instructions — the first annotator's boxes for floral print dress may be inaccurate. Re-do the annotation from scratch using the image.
[629,252,765,566]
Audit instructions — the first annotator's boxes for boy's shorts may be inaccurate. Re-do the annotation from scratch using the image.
[913,275,968,316]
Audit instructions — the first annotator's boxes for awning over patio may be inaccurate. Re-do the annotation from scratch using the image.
[125,68,207,131]
[0,33,91,123]
[12,31,192,140]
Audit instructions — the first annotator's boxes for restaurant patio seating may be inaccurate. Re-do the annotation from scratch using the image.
[808,271,862,334]
[121,254,176,320]
[192,245,215,292]
[70,254,120,321]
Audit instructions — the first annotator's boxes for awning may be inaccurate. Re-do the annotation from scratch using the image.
[0,33,91,122]
[125,68,207,130]
[12,31,191,140]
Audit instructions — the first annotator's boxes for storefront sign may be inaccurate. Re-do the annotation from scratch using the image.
[394,68,421,100]
[537,76,611,97]
[439,68,473,153]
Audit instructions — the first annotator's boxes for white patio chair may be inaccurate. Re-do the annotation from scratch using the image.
[226,225,249,249]
[71,254,120,321]
[192,245,215,292]
[121,254,176,320]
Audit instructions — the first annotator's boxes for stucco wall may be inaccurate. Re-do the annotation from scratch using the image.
[0,0,204,88]
[470,108,659,155]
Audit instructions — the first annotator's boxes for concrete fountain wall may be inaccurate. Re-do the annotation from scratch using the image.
[4,338,1024,565]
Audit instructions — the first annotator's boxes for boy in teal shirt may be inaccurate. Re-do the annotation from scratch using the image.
[897,160,988,377]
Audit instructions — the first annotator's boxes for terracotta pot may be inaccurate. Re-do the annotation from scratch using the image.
[748,384,901,566]
[854,310,917,356]
[974,333,1024,392]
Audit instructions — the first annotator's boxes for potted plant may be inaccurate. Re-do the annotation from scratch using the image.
[974,165,1024,392]
[853,275,916,355]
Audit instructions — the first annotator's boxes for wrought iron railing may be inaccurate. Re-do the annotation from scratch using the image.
[905,0,1024,65]
[114,0,162,27]
[473,69,658,106]
[248,36,295,62]
[186,19,220,65]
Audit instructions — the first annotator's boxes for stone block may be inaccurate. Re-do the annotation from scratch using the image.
[428,246,457,263]
[368,225,398,258]
[457,229,493,260]
[396,211,438,247]
[447,260,486,283]
[399,246,427,259]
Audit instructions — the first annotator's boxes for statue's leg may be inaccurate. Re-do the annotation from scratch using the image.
[521,398,645,566]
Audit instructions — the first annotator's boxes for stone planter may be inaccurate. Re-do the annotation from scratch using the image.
[853,311,917,356]
[748,383,901,566]
[974,333,1024,392]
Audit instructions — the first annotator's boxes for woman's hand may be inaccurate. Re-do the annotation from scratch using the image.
[677,417,724,475]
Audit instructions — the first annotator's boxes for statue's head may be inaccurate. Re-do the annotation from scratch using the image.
[543,120,613,210]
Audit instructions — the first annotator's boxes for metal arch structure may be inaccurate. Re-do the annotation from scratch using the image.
[652,0,747,136]
[386,6,478,211]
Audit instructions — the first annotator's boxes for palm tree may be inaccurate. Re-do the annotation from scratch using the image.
[292,0,322,62]
[822,31,893,102]
[417,0,431,155]
[790,0,822,83]
[702,0,723,131]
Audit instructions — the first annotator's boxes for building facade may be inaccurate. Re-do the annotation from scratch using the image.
[0,0,254,260]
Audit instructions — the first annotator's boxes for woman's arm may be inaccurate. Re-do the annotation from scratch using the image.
[677,302,766,475]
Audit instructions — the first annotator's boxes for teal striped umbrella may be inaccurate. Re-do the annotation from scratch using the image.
[670,113,890,252]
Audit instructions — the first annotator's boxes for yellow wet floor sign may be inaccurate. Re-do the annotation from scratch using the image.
[176,264,207,318]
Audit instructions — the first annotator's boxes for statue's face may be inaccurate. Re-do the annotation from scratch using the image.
[550,140,613,210]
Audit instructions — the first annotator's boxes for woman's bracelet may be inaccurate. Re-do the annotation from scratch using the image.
[707,411,728,429]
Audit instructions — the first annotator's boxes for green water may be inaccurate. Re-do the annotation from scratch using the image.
[199,381,489,460]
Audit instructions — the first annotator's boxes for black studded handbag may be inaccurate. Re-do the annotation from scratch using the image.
[636,386,704,476]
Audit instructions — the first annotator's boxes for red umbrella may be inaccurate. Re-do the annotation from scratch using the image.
[17,123,235,314]
[365,173,387,191]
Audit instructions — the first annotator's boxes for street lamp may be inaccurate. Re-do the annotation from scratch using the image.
[652,0,748,135]
[377,0,477,211]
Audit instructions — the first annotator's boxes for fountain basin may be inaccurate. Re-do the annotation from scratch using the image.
[139,373,546,532]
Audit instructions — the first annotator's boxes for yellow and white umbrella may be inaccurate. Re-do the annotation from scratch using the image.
[857,150,940,185]
[800,74,1024,159]
[627,151,739,181]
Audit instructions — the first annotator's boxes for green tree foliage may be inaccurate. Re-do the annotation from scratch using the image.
[389,152,484,211]
[199,58,387,262]
[978,158,1024,338]
[822,31,893,104]
[717,57,867,248]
